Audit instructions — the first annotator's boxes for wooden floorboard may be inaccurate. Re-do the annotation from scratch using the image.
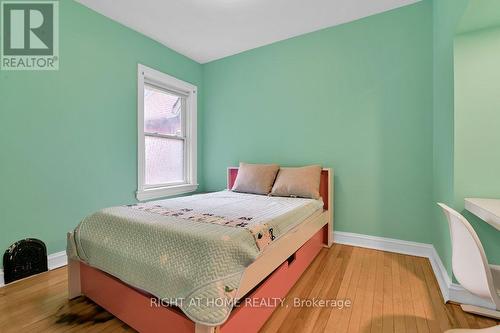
[0,244,498,332]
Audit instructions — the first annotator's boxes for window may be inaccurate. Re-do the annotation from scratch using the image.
[137,64,197,200]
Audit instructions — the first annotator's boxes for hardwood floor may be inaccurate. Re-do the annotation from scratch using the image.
[0,244,498,332]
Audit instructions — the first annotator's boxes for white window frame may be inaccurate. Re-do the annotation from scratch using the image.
[136,64,198,201]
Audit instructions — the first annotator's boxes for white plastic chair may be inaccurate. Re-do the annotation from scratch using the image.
[438,203,500,319]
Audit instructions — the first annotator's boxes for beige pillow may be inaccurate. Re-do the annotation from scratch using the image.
[271,165,322,199]
[232,162,280,195]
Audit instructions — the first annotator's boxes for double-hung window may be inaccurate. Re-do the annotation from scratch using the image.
[137,64,197,200]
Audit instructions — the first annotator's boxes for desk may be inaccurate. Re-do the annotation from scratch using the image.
[465,198,500,231]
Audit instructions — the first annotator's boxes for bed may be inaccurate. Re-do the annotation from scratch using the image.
[67,167,333,333]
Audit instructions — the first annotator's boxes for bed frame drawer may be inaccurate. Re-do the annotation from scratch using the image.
[218,226,325,333]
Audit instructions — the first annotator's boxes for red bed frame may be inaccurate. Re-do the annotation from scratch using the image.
[68,168,334,333]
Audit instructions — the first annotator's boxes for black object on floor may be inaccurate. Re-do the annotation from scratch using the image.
[3,238,48,284]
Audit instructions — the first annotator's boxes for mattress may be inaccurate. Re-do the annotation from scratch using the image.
[68,190,323,326]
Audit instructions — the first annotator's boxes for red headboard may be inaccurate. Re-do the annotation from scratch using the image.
[227,167,332,211]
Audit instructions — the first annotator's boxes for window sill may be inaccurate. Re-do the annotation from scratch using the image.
[136,184,198,201]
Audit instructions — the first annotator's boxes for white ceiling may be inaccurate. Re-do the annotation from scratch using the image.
[76,0,420,64]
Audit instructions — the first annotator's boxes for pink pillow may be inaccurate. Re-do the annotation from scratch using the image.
[232,162,280,195]
[271,165,322,199]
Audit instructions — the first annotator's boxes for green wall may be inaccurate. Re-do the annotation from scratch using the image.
[0,1,203,264]
[454,26,500,264]
[432,0,500,275]
[1,0,497,276]
[202,2,435,244]
[431,0,469,277]
[457,0,500,34]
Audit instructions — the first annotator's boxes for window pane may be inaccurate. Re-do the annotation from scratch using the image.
[144,84,183,136]
[145,136,184,185]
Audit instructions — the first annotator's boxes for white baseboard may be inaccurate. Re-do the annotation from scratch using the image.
[0,250,67,287]
[334,231,496,310]
[334,231,437,258]
[449,282,497,310]
[48,251,68,270]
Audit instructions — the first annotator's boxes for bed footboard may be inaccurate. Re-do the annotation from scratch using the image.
[67,232,81,299]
